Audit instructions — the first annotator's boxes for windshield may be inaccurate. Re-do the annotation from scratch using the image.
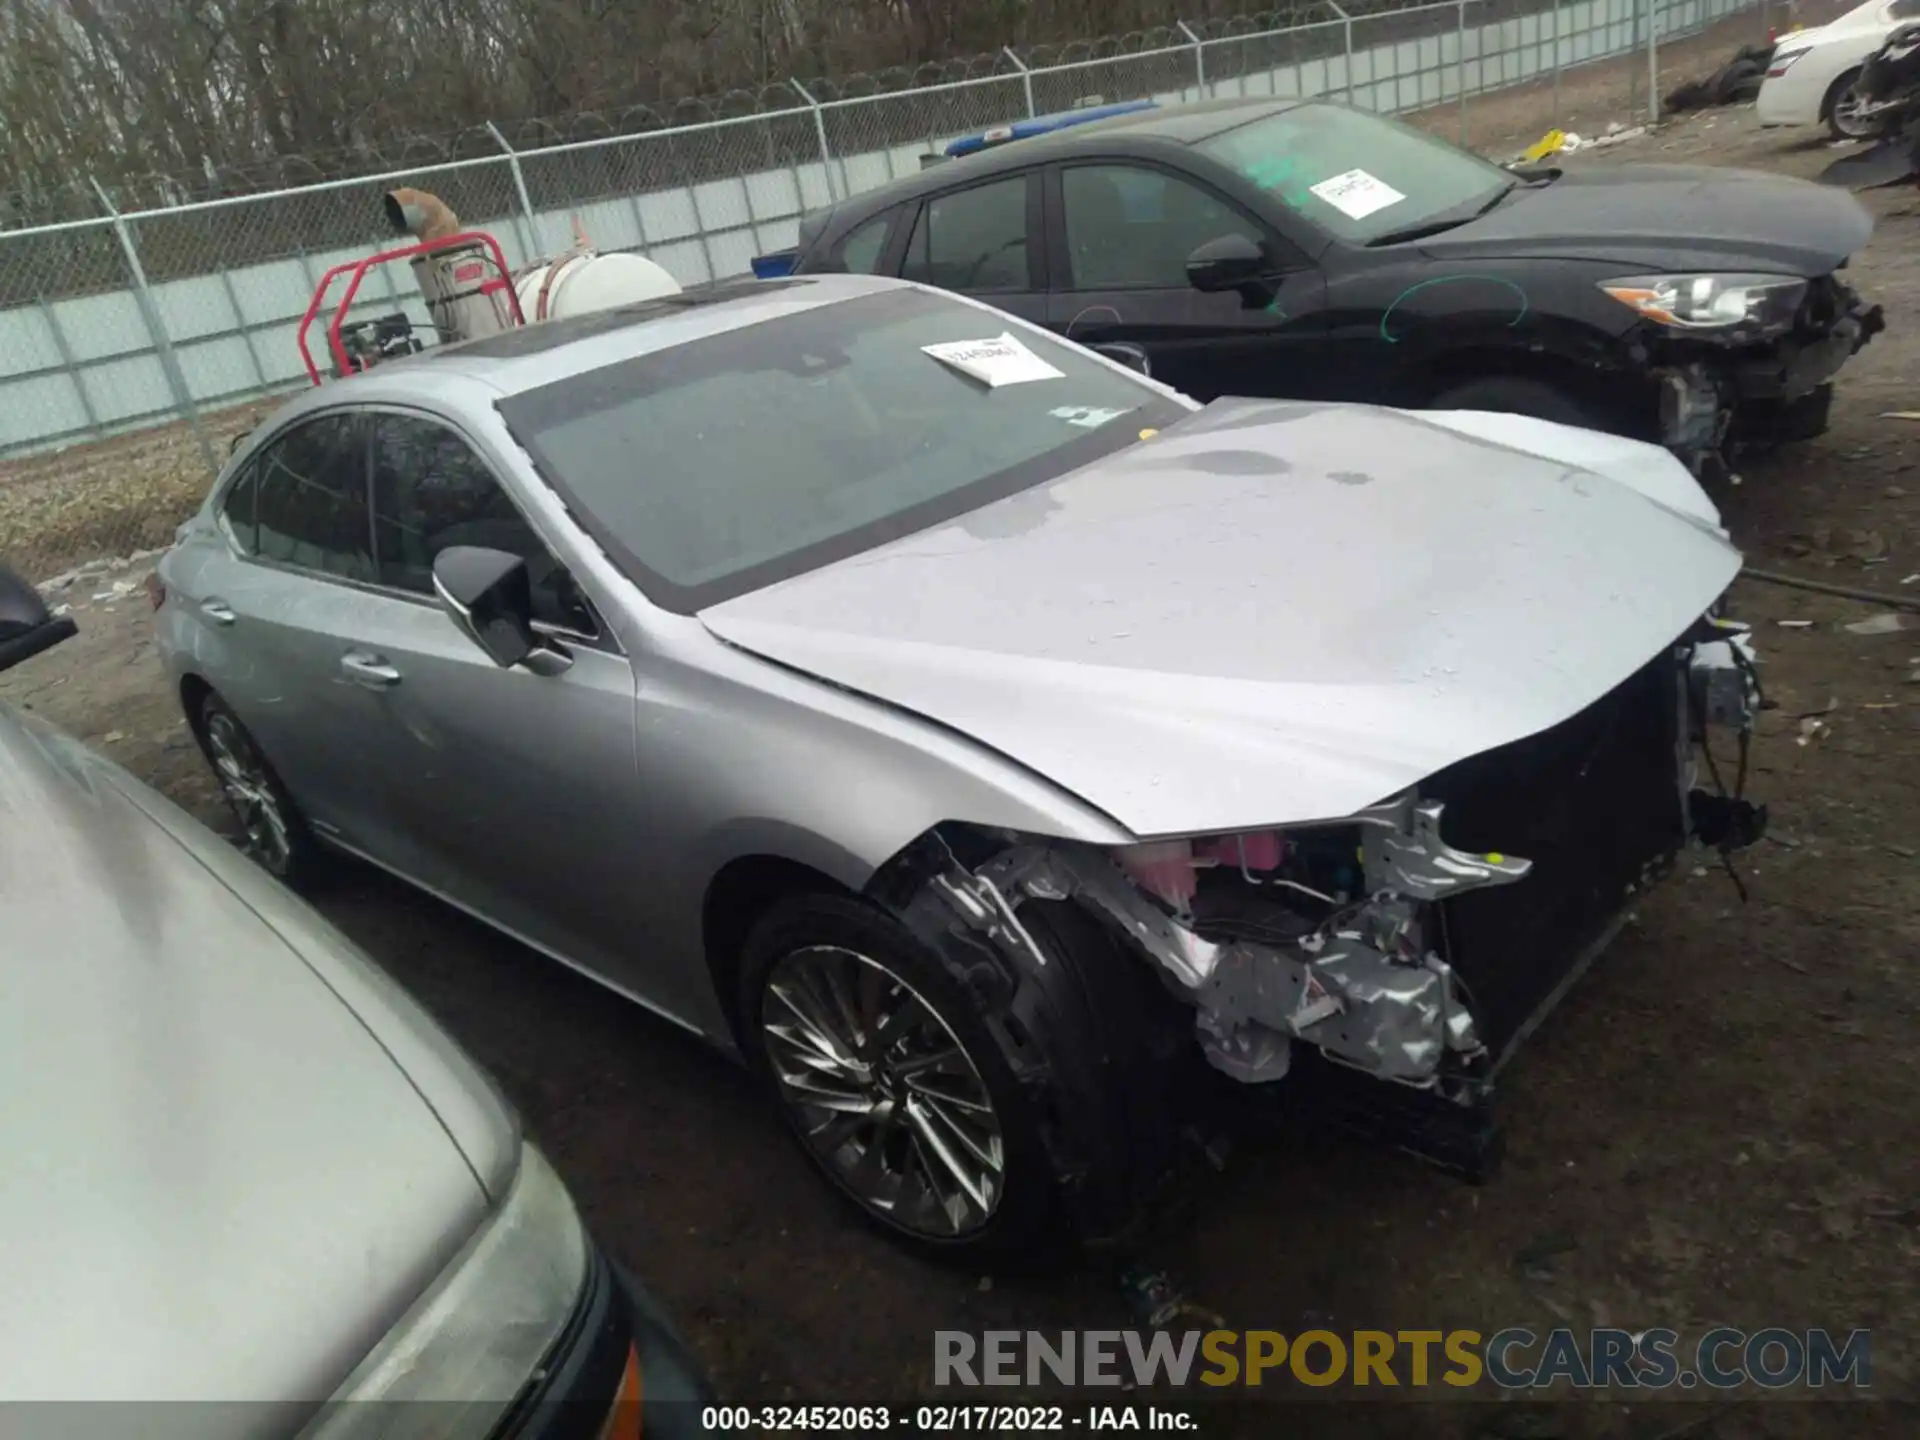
[498,286,1185,612]
[1198,103,1513,244]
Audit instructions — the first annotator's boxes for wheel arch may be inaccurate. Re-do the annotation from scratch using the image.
[1397,342,1648,435]
[701,850,860,1043]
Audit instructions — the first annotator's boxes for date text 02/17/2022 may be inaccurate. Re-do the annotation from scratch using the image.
[698,1404,1199,1431]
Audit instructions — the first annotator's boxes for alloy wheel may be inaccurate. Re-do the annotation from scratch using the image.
[204,711,293,875]
[760,945,1006,1239]
[1832,85,1875,138]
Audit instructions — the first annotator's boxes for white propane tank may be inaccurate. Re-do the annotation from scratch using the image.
[514,251,681,322]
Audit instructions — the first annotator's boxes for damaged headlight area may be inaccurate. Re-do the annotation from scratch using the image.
[1600,273,1807,338]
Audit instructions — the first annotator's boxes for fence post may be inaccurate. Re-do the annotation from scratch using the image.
[1321,3,1355,106]
[1458,0,1470,143]
[1647,0,1662,124]
[485,121,542,258]
[90,178,217,480]
[1004,47,1038,116]
[212,269,270,394]
[791,80,841,203]
[1175,22,1208,101]
[36,292,102,438]
[1628,0,1642,119]
[1552,0,1562,120]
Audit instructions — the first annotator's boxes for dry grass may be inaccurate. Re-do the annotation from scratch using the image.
[0,399,273,581]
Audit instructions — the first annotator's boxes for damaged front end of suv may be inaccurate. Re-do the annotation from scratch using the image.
[876,615,1766,1198]
[1606,270,1883,481]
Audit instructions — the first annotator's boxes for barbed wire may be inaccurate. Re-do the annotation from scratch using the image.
[0,3,1387,228]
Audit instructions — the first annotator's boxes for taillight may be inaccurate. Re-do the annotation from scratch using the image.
[144,572,165,611]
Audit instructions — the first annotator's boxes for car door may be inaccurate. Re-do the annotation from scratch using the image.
[340,408,679,1008]
[895,171,1050,327]
[191,410,392,842]
[1041,160,1328,403]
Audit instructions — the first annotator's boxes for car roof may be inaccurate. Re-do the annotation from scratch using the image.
[815,96,1305,225]
[270,272,905,420]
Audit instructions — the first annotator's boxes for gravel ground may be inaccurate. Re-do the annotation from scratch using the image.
[5,70,1918,1440]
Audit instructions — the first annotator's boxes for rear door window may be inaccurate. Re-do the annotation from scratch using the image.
[900,176,1034,292]
[251,413,374,581]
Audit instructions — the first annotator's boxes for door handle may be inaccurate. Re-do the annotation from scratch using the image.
[339,651,402,689]
[200,598,235,625]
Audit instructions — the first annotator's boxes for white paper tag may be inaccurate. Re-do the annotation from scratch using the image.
[1308,168,1407,221]
[921,332,1065,388]
[1050,405,1132,429]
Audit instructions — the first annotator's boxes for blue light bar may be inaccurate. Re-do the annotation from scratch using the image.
[943,99,1159,157]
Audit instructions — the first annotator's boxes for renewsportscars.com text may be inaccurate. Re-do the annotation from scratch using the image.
[933,1328,1872,1391]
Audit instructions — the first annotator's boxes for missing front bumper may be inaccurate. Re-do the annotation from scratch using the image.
[1648,279,1883,475]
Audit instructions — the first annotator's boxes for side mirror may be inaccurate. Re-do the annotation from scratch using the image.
[0,564,77,674]
[1187,233,1276,307]
[431,546,571,676]
[1091,342,1153,378]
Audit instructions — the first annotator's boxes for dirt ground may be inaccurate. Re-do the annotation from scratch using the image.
[5,81,1920,1440]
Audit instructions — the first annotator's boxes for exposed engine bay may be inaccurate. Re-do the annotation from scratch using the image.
[887,618,1765,1176]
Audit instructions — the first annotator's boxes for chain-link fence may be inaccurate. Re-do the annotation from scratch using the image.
[1,0,1789,578]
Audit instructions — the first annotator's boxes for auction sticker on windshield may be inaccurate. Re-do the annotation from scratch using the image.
[1309,168,1406,221]
[922,332,1066,388]
[1050,405,1133,429]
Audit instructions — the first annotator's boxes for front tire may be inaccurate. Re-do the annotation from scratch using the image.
[191,689,317,883]
[737,889,1189,1258]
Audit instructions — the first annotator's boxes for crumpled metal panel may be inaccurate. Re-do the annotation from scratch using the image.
[946,799,1520,1089]
[1356,794,1533,902]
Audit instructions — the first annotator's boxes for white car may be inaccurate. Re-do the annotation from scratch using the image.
[1758,0,1920,137]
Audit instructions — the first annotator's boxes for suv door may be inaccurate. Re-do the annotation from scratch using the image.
[1041,160,1327,403]
[896,171,1049,326]
[346,409,671,1006]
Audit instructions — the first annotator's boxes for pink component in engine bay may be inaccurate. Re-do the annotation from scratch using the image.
[1115,831,1289,911]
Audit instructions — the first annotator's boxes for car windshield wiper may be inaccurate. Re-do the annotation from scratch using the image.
[1364,181,1517,248]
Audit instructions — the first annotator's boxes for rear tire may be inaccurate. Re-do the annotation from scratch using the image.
[737,889,1189,1259]
[1425,375,1601,430]
[1825,69,1872,141]
[190,689,317,884]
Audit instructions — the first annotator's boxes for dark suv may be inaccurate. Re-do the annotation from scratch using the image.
[785,95,1882,479]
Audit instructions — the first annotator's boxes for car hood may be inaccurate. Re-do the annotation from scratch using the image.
[700,399,1741,839]
[1417,164,1873,272]
[0,707,513,1416]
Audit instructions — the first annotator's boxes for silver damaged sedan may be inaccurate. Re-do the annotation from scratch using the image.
[155,274,1766,1254]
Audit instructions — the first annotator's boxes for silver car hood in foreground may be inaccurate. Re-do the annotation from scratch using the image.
[0,707,512,1411]
[702,400,1741,838]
